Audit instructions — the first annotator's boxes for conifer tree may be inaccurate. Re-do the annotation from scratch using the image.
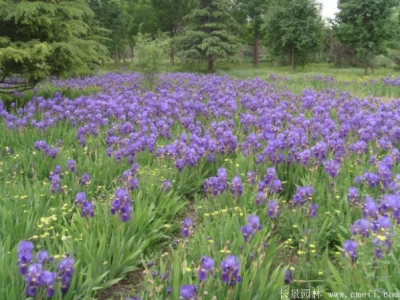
[0,0,108,94]
[180,0,239,73]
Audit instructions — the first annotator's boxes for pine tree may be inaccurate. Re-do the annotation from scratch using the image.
[180,0,239,73]
[0,0,108,94]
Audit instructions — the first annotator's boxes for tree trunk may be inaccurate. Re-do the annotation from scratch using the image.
[170,29,175,65]
[170,42,175,65]
[333,39,337,66]
[208,57,214,73]
[114,47,119,66]
[122,47,126,65]
[253,34,259,67]
[291,47,295,72]
[364,62,368,75]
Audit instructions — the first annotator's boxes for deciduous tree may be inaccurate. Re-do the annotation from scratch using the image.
[152,0,198,64]
[263,0,323,71]
[90,0,127,65]
[333,0,399,75]
[232,0,268,67]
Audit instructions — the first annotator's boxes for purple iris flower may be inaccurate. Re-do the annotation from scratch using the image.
[354,176,364,184]
[364,172,380,188]
[198,256,214,281]
[230,176,243,197]
[378,216,391,229]
[180,285,197,300]
[162,180,172,193]
[50,171,61,194]
[217,168,228,191]
[127,178,139,191]
[49,147,58,159]
[241,225,254,243]
[57,254,74,295]
[111,188,133,222]
[247,171,256,184]
[36,250,49,263]
[363,197,378,218]
[221,255,241,285]
[343,240,357,262]
[75,192,86,205]
[82,201,95,218]
[75,192,95,218]
[264,167,277,184]
[181,217,193,238]
[375,247,382,259]
[293,186,308,206]
[270,179,282,193]
[284,269,292,284]
[24,263,43,296]
[267,201,278,218]
[247,215,262,231]
[80,173,90,185]
[255,191,265,206]
[350,218,370,237]
[304,186,314,199]
[347,187,358,204]
[308,203,318,218]
[41,270,57,297]
[17,241,34,275]
[66,159,76,172]
[324,159,339,177]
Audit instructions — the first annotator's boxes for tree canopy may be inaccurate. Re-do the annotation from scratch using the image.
[232,0,268,67]
[263,0,324,71]
[0,0,108,94]
[90,0,127,64]
[333,0,399,74]
[152,0,198,63]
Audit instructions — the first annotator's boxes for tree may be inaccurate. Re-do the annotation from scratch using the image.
[123,0,159,49]
[232,0,268,67]
[180,0,239,73]
[263,0,323,71]
[333,0,399,75]
[90,0,127,65]
[152,0,198,64]
[0,0,108,94]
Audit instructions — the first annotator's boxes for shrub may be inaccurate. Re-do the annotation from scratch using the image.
[132,31,170,89]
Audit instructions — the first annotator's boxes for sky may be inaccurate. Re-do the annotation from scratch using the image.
[317,0,339,19]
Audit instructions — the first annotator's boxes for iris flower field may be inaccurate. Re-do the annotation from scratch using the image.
[2,72,400,299]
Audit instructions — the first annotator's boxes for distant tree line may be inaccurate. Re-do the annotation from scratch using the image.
[1,0,400,92]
